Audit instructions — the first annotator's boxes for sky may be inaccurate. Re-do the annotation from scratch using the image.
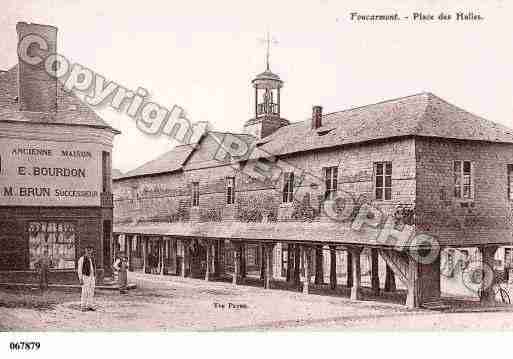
[1,0,512,173]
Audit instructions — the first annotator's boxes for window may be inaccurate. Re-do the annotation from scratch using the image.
[192,182,200,207]
[281,244,289,277]
[374,162,392,200]
[28,221,76,270]
[282,172,294,203]
[226,177,235,205]
[324,166,338,200]
[508,165,513,200]
[454,160,473,199]
[102,151,111,193]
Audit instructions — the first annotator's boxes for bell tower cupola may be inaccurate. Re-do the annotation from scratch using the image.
[243,33,289,139]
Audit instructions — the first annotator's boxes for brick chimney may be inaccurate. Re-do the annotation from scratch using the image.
[312,105,322,129]
[16,22,58,113]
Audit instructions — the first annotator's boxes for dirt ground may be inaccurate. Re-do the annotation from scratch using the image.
[1,272,513,331]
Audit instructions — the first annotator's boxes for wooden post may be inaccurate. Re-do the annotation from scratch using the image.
[213,240,220,277]
[264,243,275,289]
[181,241,189,277]
[142,236,148,274]
[479,246,498,306]
[406,254,419,309]
[232,242,241,284]
[127,235,133,272]
[159,237,165,275]
[240,243,246,279]
[169,238,177,275]
[205,240,212,281]
[302,246,312,294]
[384,265,396,292]
[346,250,353,288]
[371,248,380,295]
[218,240,226,277]
[259,244,265,280]
[286,244,293,282]
[329,245,337,290]
[314,245,324,285]
[294,244,301,290]
[349,247,362,300]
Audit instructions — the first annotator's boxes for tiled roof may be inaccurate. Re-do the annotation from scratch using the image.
[115,92,513,179]
[253,92,513,158]
[119,144,195,179]
[0,66,119,133]
[116,131,256,179]
[112,168,124,179]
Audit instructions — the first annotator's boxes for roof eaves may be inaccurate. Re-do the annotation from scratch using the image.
[114,168,183,181]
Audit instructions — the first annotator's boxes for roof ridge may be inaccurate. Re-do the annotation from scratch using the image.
[281,92,434,129]
[322,92,433,118]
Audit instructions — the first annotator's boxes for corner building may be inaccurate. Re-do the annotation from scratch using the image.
[114,53,513,308]
[0,23,118,284]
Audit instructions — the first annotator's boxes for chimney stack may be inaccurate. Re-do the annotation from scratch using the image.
[312,105,322,129]
[16,22,58,113]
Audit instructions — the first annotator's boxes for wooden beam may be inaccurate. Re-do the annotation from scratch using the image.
[240,243,247,279]
[371,248,380,295]
[205,240,212,281]
[384,265,396,292]
[142,236,147,274]
[218,240,226,277]
[264,243,275,289]
[286,243,293,282]
[302,246,312,294]
[169,238,177,275]
[159,238,165,276]
[479,245,499,306]
[259,244,265,281]
[314,245,324,285]
[213,240,220,277]
[405,254,419,308]
[181,241,189,278]
[294,244,301,290]
[329,245,337,290]
[346,250,353,288]
[377,249,408,287]
[349,246,363,300]
[232,242,241,285]
[127,235,133,272]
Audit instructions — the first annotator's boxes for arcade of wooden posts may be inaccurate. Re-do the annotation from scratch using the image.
[113,221,501,309]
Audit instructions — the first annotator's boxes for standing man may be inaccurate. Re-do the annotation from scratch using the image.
[77,246,96,312]
[113,252,128,294]
[35,249,53,292]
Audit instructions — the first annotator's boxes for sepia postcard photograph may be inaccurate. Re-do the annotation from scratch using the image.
[1,0,513,357]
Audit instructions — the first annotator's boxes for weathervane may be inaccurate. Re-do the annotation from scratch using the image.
[259,31,278,71]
